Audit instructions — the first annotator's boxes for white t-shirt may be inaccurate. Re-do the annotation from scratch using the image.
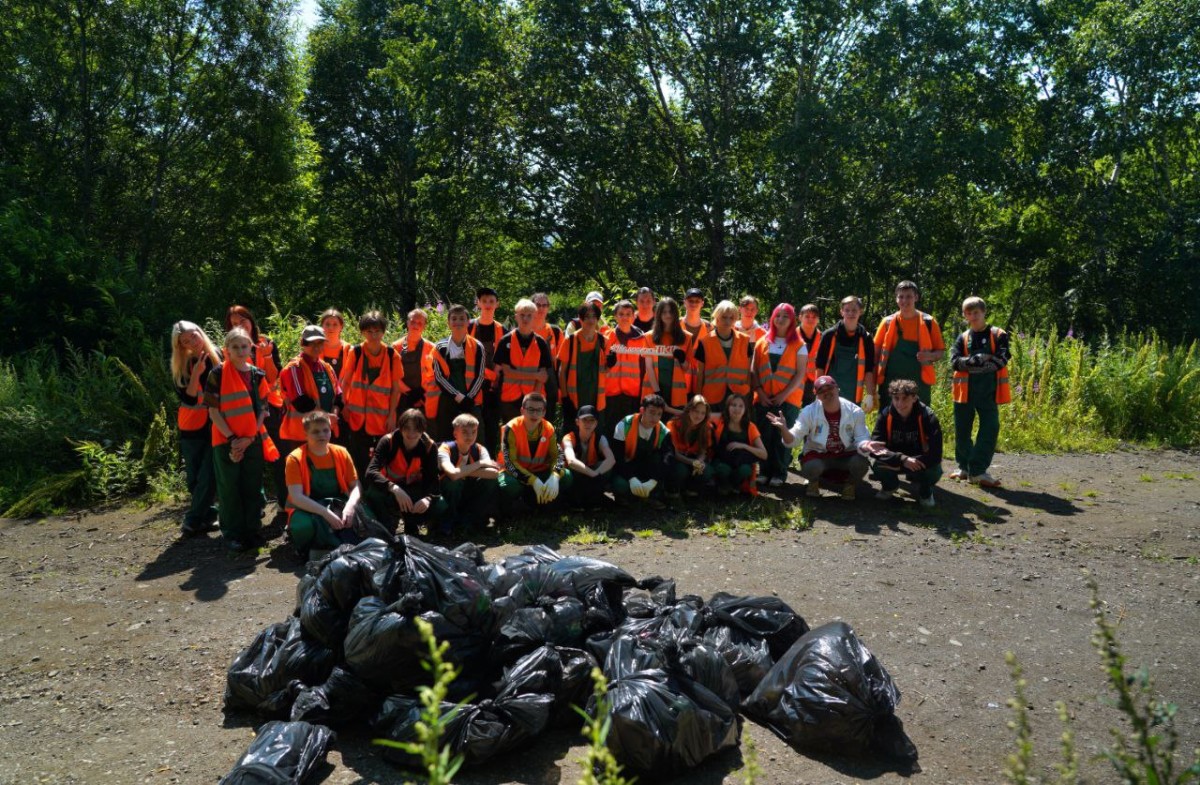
[767,338,808,366]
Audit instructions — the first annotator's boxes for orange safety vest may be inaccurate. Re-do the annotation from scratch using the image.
[534,324,562,358]
[280,356,339,441]
[211,364,280,460]
[342,345,396,436]
[500,417,554,474]
[564,430,601,468]
[682,319,711,345]
[800,327,822,382]
[382,439,429,487]
[178,356,212,430]
[885,408,929,453]
[951,328,1011,405]
[668,417,713,459]
[817,328,867,405]
[255,337,284,408]
[877,312,938,386]
[501,332,546,402]
[395,335,434,405]
[468,320,501,383]
[604,331,647,397]
[427,336,482,419]
[698,332,752,406]
[286,444,355,512]
[712,418,760,492]
[753,337,805,408]
[640,332,693,408]
[560,332,607,410]
[621,413,666,462]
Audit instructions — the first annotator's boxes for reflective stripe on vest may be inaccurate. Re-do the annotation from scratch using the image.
[753,338,804,407]
[699,333,751,404]
[604,333,646,397]
[640,334,692,408]
[952,328,1011,405]
[501,334,544,402]
[256,339,284,407]
[343,345,395,435]
[428,337,481,420]
[212,364,259,445]
[280,358,337,441]
[502,417,554,474]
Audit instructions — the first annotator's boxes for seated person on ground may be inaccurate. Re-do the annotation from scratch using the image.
[285,410,360,556]
[712,393,767,495]
[438,413,500,534]
[498,392,573,513]
[561,405,616,509]
[667,395,716,499]
[612,394,672,509]
[766,375,871,500]
[363,408,447,536]
[864,379,944,508]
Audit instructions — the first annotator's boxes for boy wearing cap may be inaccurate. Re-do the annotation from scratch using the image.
[497,392,573,514]
[949,296,1011,487]
[682,288,711,343]
[766,375,871,499]
[438,413,500,533]
[611,394,672,509]
[863,379,944,507]
[279,325,344,506]
[562,405,616,508]
[875,280,945,404]
[469,287,504,454]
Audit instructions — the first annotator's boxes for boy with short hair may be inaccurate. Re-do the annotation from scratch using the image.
[798,304,822,405]
[496,298,553,425]
[469,287,504,453]
[949,296,1011,487]
[285,410,360,557]
[430,304,486,442]
[561,405,616,508]
[604,299,648,429]
[681,288,711,343]
[438,413,500,534]
[736,295,766,341]
[875,280,945,404]
[498,392,573,513]
[864,379,944,507]
[611,394,672,509]
[813,296,877,412]
[341,310,404,476]
[558,303,608,433]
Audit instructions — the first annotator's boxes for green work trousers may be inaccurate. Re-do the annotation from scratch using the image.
[874,462,943,499]
[498,469,573,515]
[954,401,999,476]
[213,440,265,543]
[441,475,499,529]
[180,436,217,529]
[756,402,800,480]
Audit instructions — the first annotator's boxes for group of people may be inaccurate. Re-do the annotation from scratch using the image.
[169,281,1011,556]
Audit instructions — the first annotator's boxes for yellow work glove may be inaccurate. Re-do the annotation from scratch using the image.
[544,474,560,502]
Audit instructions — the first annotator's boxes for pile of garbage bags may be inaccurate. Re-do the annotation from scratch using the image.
[223,536,917,780]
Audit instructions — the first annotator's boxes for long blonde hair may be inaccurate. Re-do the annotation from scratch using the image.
[170,322,221,387]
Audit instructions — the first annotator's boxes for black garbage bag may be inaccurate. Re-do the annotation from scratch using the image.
[501,563,576,606]
[373,692,554,766]
[299,539,393,649]
[221,720,334,784]
[373,536,495,635]
[452,541,487,566]
[676,638,742,710]
[702,624,775,699]
[705,592,809,659]
[343,596,489,700]
[225,618,336,718]
[742,621,917,763]
[491,597,587,664]
[498,645,597,724]
[617,592,705,648]
[290,667,381,728]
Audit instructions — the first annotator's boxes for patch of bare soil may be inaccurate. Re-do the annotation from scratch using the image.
[1,449,1197,784]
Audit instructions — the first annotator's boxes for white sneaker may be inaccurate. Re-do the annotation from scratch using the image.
[969,472,1002,488]
[919,493,936,508]
[875,489,895,501]
[949,468,965,480]
[769,476,785,488]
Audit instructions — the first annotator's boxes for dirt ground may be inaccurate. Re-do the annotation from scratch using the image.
[1,448,1198,785]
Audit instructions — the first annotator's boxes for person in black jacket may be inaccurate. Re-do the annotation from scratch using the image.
[362,409,447,535]
[863,379,944,508]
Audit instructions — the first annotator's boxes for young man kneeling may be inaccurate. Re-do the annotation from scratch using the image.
[612,394,672,509]
[438,413,500,534]
[285,410,360,559]
[498,392,573,514]
[864,379,944,508]
[562,405,616,509]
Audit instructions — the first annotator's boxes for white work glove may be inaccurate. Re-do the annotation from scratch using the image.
[532,477,547,504]
[860,394,875,413]
[543,474,560,502]
[641,479,657,496]
[629,478,645,498]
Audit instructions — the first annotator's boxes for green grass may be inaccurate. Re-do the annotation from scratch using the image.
[1083,490,1098,498]
[1163,472,1195,481]
[1138,474,1156,483]
[564,525,615,546]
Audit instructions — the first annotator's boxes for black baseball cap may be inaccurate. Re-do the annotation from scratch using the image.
[576,405,599,420]
[684,288,705,300]
[476,286,499,298]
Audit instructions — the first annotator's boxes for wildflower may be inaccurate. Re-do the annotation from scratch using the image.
[436,302,445,314]
[1066,326,1075,339]
[1032,382,1040,394]
[1014,384,1024,397]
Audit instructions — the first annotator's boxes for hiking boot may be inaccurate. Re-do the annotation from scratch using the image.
[919,493,936,508]
[874,489,895,501]
[969,472,1002,488]
[949,468,966,481]
[805,482,822,499]
[840,483,856,500]
[769,476,785,488]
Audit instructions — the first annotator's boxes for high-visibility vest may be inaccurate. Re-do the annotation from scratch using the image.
[501,333,545,402]
[393,336,432,402]
[698,332,752,405]
[280,357,339,441]
[427,337,482,419]
[564,430,601,468]
[885,408,929,453]
[439,441,482,477]
[711,419,760,492]
[534,324,562,358]
[682,319,711,344]
[951,328,1011,404]
[817,328,867,405]
[640,332,693,408]
[621,413,666,461]
[211,364,280,461]
[255,337,284,408]
[753,337,805,408]
[286,444,355,512]
[800,327,821,382]
[468,320,501,383]
[604,331,647,397]
[668,417,713,459]
[877,311,938,386]
[177,355,212,431]
[560,332,607,410]
[499,417,554,474]
[382,439,430,487]
[342,345,396,435]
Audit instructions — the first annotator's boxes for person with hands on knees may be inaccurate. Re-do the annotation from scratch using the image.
[766,375,871,500]
[285,410,360,559]
[863,379,944,507]
[561,405,616,509]
[437,413,500,535]
[205,327,281,551]
[363,408,447,536]
[611,394,672,509]
[497,392,572,514]
[712,393,767,495]
[949,296,1011,487]
[667,395,716,499]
